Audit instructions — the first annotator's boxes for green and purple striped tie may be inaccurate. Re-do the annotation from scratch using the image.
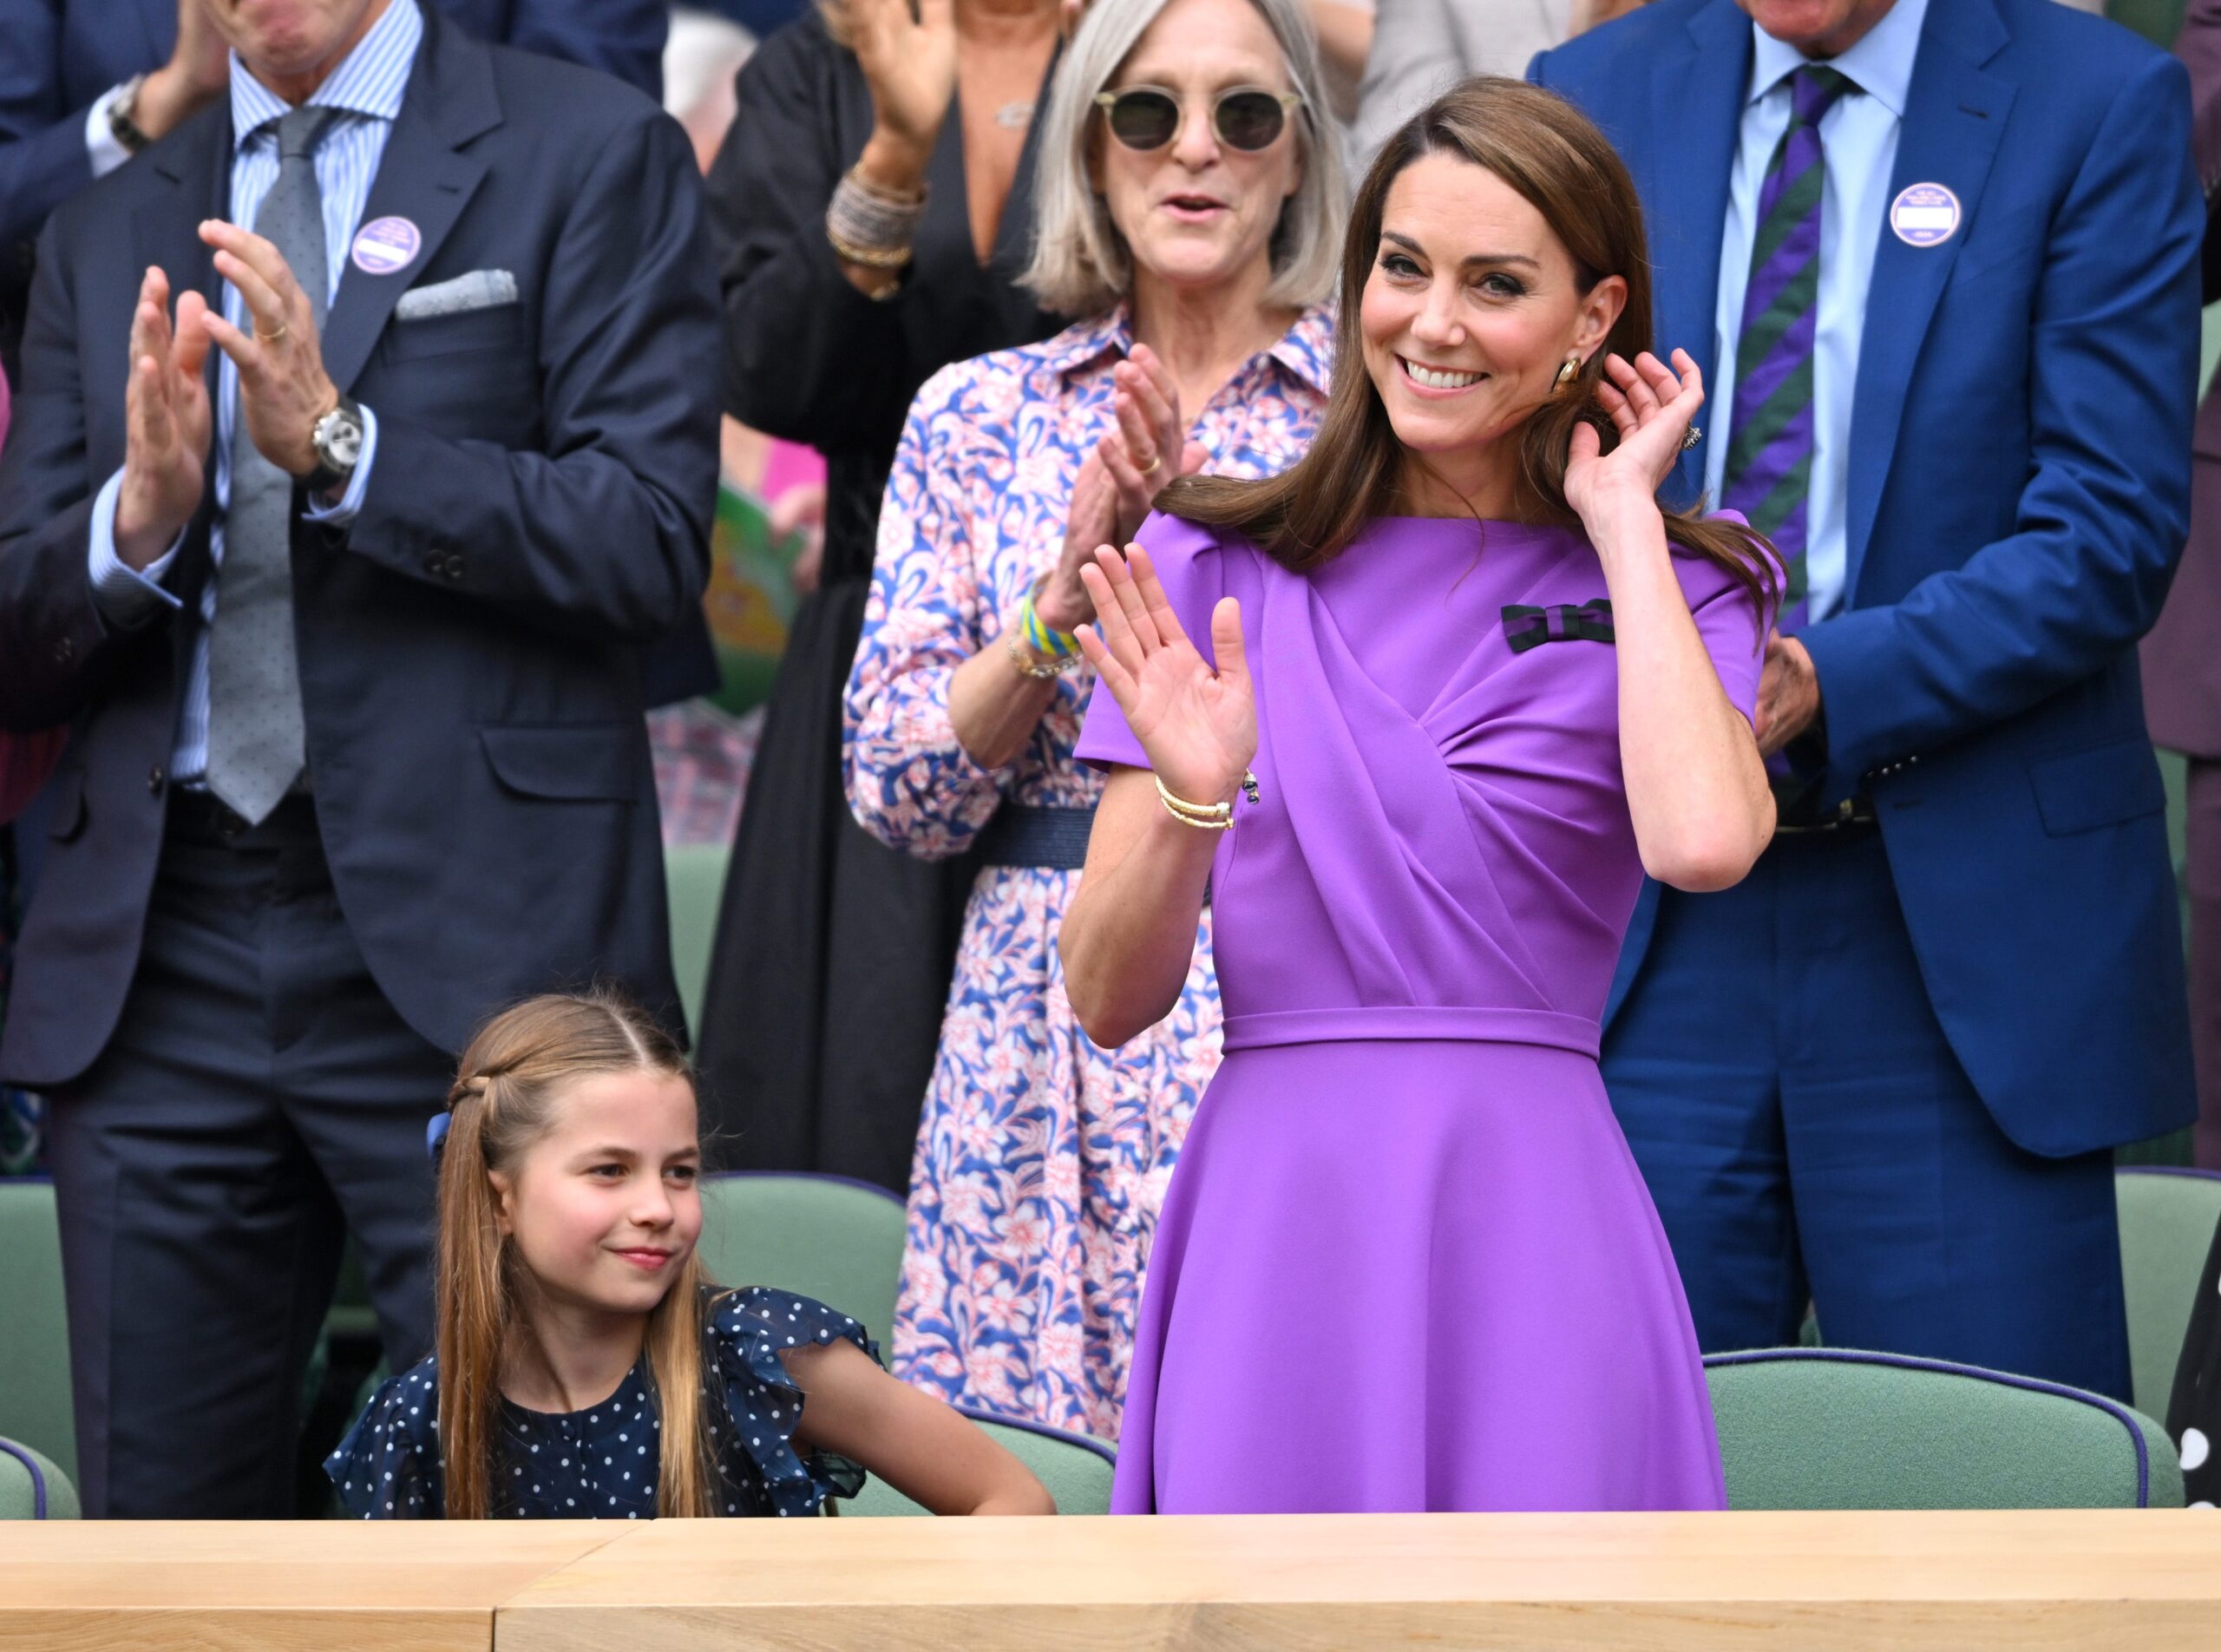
[1720,63,1854,633]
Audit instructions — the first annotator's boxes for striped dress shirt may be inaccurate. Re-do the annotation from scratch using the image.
[86,0,424,786]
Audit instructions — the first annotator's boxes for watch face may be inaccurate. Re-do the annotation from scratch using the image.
[319,409,364,469]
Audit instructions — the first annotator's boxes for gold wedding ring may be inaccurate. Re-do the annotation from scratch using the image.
[1137,451,1162,478]
[256,324,289,344]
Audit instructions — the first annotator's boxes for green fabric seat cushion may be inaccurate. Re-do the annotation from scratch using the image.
[1707,1348,2182,1510]
[0,1435,79,1519]
[0,1180,75,1484]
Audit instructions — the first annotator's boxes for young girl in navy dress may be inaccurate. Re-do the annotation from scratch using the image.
[326,992,1053,1518]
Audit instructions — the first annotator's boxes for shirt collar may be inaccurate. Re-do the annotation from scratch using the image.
[1746,0,1929,121]
[229,0,423,150]
[1042,301,1336,398]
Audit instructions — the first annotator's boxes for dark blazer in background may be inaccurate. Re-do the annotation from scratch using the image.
[0,13,717,1087]
[1536,0,2200,1161]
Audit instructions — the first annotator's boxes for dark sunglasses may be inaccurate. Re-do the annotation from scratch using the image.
[1093,84,1303,154]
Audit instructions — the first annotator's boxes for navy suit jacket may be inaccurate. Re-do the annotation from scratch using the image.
[1535,0,2201,1157]
[0,0,668,254]
[0,11,716,1085]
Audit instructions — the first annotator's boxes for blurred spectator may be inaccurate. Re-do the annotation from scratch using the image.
[845,0,1341,1438]
[1355,0,1575,155]
[0,0,716,1514]
[1536,0,2198,1403]
[2140,0,2221,1171]
[695,0,1068,1192]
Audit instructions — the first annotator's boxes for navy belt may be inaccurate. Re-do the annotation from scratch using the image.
[976,803,1097,869]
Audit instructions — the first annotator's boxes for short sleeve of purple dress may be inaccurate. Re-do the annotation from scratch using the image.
[1077,510,1768,1514]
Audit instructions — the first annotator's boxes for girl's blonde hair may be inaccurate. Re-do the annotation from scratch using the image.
[435,990,718,1519]
[1022,0,1347,317]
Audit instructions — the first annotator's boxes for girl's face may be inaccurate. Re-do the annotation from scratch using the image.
[490,1070,704,1319]
[1091,0,1304,298]
[1358,152,1624,469]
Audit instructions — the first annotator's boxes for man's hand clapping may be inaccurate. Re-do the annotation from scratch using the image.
[115,266,213,569]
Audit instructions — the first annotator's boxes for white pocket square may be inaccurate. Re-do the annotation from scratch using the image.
[394,269,518,320]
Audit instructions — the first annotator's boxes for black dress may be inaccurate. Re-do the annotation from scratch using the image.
[324,1288,875,1518]
[698,13,1062,1190]
[2171,1210,2219,1505]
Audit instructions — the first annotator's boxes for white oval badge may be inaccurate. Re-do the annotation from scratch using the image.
[1890,182,1961,248]
[351,215,422,276]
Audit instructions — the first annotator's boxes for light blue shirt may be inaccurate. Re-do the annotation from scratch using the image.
[86,0,423,785]
[1701,0,1929,625]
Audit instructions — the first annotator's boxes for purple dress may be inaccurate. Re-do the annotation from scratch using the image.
[1076,511,1767,1513]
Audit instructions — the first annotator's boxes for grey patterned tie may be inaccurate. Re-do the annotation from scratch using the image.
[205,105,337,823]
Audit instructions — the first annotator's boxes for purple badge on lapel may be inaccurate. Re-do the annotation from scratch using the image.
[1890,184,1960,248]
[351,216,422,276]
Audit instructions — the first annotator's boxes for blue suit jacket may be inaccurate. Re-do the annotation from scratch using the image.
[0,0,667,252]
[0,10,716,1084]
[1534,0,2201,1157]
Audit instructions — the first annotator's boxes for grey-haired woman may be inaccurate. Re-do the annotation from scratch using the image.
[843,0,1345,1438]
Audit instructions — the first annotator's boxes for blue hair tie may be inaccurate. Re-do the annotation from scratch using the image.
[425,1111,452,1161]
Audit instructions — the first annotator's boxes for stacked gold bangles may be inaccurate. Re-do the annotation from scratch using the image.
[1156,770,1261,830]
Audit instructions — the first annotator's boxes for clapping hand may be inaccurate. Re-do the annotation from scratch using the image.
[197,219,342,481]
[1075,543,1254,807]
[1099,344,1206,545]
[850,0,960,174]
[115,266,213,569]
[1563,349,1703,528]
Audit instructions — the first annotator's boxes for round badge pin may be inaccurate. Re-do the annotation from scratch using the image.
[351,215,422,276]
[1889,183,1961,248]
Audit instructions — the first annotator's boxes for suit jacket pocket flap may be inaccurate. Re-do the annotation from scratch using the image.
[479,726,636,802]
[2028,738,2165,836]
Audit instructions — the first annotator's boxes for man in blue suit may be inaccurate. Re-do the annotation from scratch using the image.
[0,0,715,1514]
[1534,0,2200,1401]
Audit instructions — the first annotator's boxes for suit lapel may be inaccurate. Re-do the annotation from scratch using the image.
[1653,0,1752,504]
[1844,0,2011,600]
[320,18,497,394]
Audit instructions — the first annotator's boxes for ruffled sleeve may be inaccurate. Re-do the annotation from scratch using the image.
[705,1287,881,1517]
[324,1357,445,1519]
[1073,511,1228,772]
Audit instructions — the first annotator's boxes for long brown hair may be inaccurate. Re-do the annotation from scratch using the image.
[1167,76,1778,614]
[435,990,718,1519]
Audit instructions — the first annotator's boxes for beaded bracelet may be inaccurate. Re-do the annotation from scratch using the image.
[826,165,927,269]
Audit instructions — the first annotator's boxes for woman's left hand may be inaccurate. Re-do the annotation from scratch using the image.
[1563,348,1704,528]
[1099,343,1205,543]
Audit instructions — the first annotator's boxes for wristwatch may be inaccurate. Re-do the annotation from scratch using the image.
[304,396,365,496]
[108,74,154,156]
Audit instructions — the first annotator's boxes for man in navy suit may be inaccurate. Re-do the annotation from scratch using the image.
[0,0,715,1514]
[1534,0,2200,1400]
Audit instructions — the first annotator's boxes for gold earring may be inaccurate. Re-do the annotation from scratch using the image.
[1555,356,1582,390]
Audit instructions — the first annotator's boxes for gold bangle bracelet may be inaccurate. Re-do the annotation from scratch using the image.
[1006,633,1075,680]
[826,226,914,270]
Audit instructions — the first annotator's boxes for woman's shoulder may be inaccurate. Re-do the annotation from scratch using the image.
[910,314,1123,423]
[705,1284,877,1358]
[1665,508,1781,614]
[737,8,855,100]
[324,1354,443,1518]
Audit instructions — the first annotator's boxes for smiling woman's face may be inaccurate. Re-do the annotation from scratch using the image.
[1091,0,1304,298]
[1358,151,1623,493]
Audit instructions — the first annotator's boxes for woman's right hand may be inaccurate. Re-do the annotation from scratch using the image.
[1076,544,1255,805]
[851,0,960,184]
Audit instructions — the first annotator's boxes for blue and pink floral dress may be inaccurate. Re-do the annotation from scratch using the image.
[843,304,1331,1439]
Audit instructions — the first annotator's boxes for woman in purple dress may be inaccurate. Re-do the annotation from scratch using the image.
[1059,78,1780,1513]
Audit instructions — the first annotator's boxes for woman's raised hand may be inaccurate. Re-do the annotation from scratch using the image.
[1098,344,1206,544]
[850,0,960,178]
[1076,544,1255,805]
[1564,349,1704,527]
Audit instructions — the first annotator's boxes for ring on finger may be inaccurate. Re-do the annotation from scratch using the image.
[1136,450,1161,478]
[1680,424,1702,451]
[255,323,289,344]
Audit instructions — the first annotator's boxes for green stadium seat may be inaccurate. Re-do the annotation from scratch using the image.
[1706,1347,2183,1509]
[2117,1168,2221,1422]
[0,1435,78,1519]
[2106,0,2186,49]
[665,840,732,1036]
[694,1172,907,1351]
[843,1406,1116,1517]
[0,1179,75,1485]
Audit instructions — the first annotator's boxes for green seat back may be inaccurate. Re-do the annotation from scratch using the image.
[665,841,731,1036]
[2106,0,2186,49]
[0,1180,75,1484]
[0,1436,78,1519]
[694,1173,907,1350]
[844,1408,1116,1517]
[1707,1348,2182,1509]
[2118,1169,2221,1421]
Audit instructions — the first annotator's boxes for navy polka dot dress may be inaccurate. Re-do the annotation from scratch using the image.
[324,1287,876,1519]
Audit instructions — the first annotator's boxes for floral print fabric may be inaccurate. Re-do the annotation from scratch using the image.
[843,304,1331,1439]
